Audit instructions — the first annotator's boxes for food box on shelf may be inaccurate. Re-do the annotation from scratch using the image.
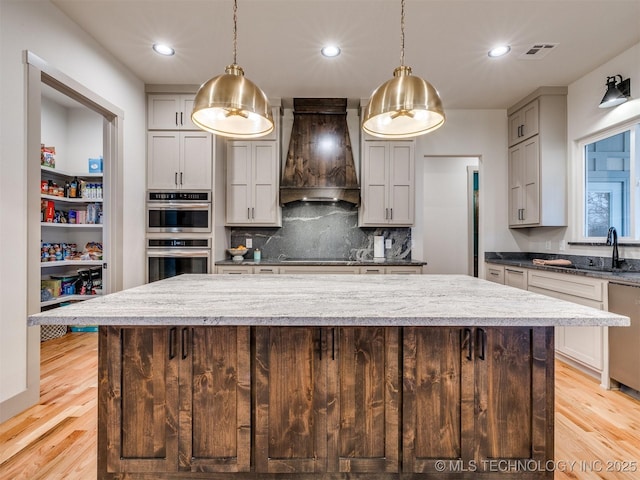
[41,144,56,168]
[88,156,103,173]
[50,274,81,296]
[41,279,61,299]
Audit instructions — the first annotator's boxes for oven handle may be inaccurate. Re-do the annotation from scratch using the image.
[146,249,211,258]
[147,203,211,210]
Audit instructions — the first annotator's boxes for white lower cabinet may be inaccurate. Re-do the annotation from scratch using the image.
[527,269,606,384]
[504,266,528,289]
[485,264,505,284]
[485,262,608,385]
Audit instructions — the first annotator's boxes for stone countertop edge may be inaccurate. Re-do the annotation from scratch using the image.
[215,259,427,266]
[485,258,640,286]
[29,274,629,328]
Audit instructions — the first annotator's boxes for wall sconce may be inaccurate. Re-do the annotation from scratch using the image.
[599,75,631,108]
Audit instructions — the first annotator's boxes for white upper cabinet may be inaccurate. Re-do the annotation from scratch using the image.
[226,141,281,226]
[508,99,539,147]
[506,87,567,228]
[359,140,415,226]
[147,94,199,130]
[147,131,212,190]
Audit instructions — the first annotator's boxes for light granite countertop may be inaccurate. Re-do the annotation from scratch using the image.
[29,274,629,327]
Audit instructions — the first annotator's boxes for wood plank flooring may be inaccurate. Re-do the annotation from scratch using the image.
[1,332,639,479]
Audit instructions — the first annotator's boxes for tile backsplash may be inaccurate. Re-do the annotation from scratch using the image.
[229,201,411,261]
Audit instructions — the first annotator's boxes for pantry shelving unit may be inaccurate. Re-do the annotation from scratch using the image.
[40,166,105,309]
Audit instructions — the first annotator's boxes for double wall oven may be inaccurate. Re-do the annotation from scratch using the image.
[146,191,212,282]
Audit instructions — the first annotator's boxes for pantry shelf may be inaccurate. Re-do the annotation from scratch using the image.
[41,194,103,203]
[41,222,103,229]
[40,293,103,307]
[41,260,103,269]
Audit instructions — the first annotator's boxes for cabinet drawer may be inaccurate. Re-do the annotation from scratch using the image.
[485,264,504,284]
[527,270,605,302]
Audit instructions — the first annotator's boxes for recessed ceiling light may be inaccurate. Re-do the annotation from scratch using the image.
[152,43,175,56]
[321,45,341,58]
[488,45,511,58]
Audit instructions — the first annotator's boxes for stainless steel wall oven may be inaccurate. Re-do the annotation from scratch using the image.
[146,191,211,233]
[147,238,211,283]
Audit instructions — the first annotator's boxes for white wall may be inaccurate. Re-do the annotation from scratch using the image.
[411,109,527,276]
[527,42,640,260]
[0,1,146,418]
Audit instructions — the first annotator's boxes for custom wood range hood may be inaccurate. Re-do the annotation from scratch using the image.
[280,98,360,205]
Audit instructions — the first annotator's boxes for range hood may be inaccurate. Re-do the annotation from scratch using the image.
[280,98,360,205]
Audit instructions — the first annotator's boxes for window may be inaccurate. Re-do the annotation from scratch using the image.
[582,123,639,240]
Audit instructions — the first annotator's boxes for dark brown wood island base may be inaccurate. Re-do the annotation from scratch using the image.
[97,326,554,480]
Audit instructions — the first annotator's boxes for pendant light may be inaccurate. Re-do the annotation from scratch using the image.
[362,0,445,139]
[191,0,274,138]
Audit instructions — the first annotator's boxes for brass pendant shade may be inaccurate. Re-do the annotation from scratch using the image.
[191,64,274,138]
[191,0,273,139]
[362,66,445,138]
[362,0,445,138]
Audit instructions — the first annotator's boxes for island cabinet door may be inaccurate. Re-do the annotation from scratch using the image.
[178,327,251,473]
[402,327,554,477]
[327,327,400,473]
[474,327,554,473]
[100,326,179,474]
[402,327,468,474]
[255,327,328,473]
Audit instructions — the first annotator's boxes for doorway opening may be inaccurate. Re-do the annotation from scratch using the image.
[419,156,480,275]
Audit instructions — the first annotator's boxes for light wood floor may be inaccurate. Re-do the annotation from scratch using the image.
[1,332,639,479]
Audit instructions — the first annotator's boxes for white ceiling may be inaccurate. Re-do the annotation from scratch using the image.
[50,0,640,109]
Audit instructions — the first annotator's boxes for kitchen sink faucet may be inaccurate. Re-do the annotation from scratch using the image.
[606,226,622,269]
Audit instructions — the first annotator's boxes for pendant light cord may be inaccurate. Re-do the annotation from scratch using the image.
[400,0,405,66]
[232,0,238,65]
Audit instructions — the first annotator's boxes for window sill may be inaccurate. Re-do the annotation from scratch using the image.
[568,242,640,247]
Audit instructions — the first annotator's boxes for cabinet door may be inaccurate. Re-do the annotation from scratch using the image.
[251,142,279,225]
[403,327,468,473]
[504,267,527,289]
[101,327,178,474]
[179,132,212,190]
[521,137,540,225]
[361,143,389,225]
[148,94,198,130]
[508,100,539,146]
[474,327,553,467]
[255,327,328,473]
[328,327,400,473]
[178,327,250,472]
[148,95,182,130]
[388,142,414,225]
[509,137,540,227]
[509,143,524,226]
[179,95,199,130]
[226,142,252,224]
[148,132,180,189]
[403,327,553,474]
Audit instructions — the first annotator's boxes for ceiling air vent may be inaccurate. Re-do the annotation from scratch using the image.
[519,43,558,60]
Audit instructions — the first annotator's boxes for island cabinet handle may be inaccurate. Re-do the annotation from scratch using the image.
[331,328,335,360]
[476,328,486,361]
[462,328,473,361]
[317,328,323,360]
[181,328,189,359]
[169,327,177,359]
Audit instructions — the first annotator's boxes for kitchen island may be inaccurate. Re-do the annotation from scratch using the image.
[29,274,629,480]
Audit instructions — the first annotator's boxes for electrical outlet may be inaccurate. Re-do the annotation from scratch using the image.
[245,238,252,248]
[385,239,392,249]
[559,240,566,251]
[545,241,552,250]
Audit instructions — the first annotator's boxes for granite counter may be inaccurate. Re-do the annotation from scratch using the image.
[29,273,628,327]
